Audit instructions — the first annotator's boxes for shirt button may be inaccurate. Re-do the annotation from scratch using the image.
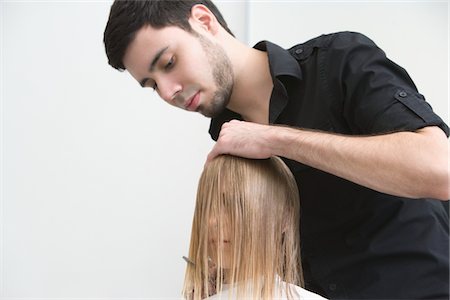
[295,48,303,54]
[399,91,408,97]
[329,283,337,291]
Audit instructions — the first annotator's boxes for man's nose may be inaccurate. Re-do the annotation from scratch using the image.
[157,80,182,106]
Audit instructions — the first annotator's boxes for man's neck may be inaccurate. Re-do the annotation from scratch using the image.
[226,46,273,124]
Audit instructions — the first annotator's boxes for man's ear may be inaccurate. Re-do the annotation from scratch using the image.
[189,4,219,35]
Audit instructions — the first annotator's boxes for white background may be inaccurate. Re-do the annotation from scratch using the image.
[1,0,448,299]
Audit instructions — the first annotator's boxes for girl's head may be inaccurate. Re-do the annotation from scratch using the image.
[183,155,303,299]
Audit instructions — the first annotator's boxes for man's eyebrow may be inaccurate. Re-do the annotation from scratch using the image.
[150,46,169,72]
[139,46,169,88]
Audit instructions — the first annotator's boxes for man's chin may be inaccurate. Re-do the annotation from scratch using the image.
[199,110,215,119]
[198,105,225,119]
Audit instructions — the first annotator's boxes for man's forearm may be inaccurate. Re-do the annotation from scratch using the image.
[272,125,449,200]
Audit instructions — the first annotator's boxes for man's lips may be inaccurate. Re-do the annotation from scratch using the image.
[185,92,200,111]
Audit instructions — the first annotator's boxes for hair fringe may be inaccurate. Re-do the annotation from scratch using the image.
[183,155,303,300]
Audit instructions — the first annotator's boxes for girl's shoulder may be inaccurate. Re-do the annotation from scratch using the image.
[276,281,328,300]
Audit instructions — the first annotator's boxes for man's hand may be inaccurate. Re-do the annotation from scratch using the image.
[207,120,275,163]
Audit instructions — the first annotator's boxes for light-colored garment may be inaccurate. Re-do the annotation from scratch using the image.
[206,279,327,300]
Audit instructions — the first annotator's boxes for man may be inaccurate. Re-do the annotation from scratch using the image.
[103,1,449,299]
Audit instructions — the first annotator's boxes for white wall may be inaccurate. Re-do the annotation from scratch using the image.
[1,1,447,299]
[1,1,247,299]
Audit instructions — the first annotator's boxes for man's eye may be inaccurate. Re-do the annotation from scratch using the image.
[152,82,158,91]
[165,57,174,70]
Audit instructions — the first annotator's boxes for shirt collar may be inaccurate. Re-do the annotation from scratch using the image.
[253,40,302,81]
[254,40,302,124]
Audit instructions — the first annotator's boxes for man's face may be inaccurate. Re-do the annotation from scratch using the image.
[123,25,233,118]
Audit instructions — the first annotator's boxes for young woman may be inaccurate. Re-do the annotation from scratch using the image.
[183,155,326,299]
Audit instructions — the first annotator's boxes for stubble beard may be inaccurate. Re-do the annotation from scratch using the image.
[196,34,234,118]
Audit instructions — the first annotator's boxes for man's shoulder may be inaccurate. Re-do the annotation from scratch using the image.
[289,31,377,52]
[287,31,380,62]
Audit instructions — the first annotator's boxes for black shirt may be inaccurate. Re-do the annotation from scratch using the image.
[209,32,449,299]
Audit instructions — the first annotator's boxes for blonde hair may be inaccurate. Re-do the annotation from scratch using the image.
[183,155,303,299]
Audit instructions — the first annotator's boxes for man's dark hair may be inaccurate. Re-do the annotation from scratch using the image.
[103,0,234,71]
